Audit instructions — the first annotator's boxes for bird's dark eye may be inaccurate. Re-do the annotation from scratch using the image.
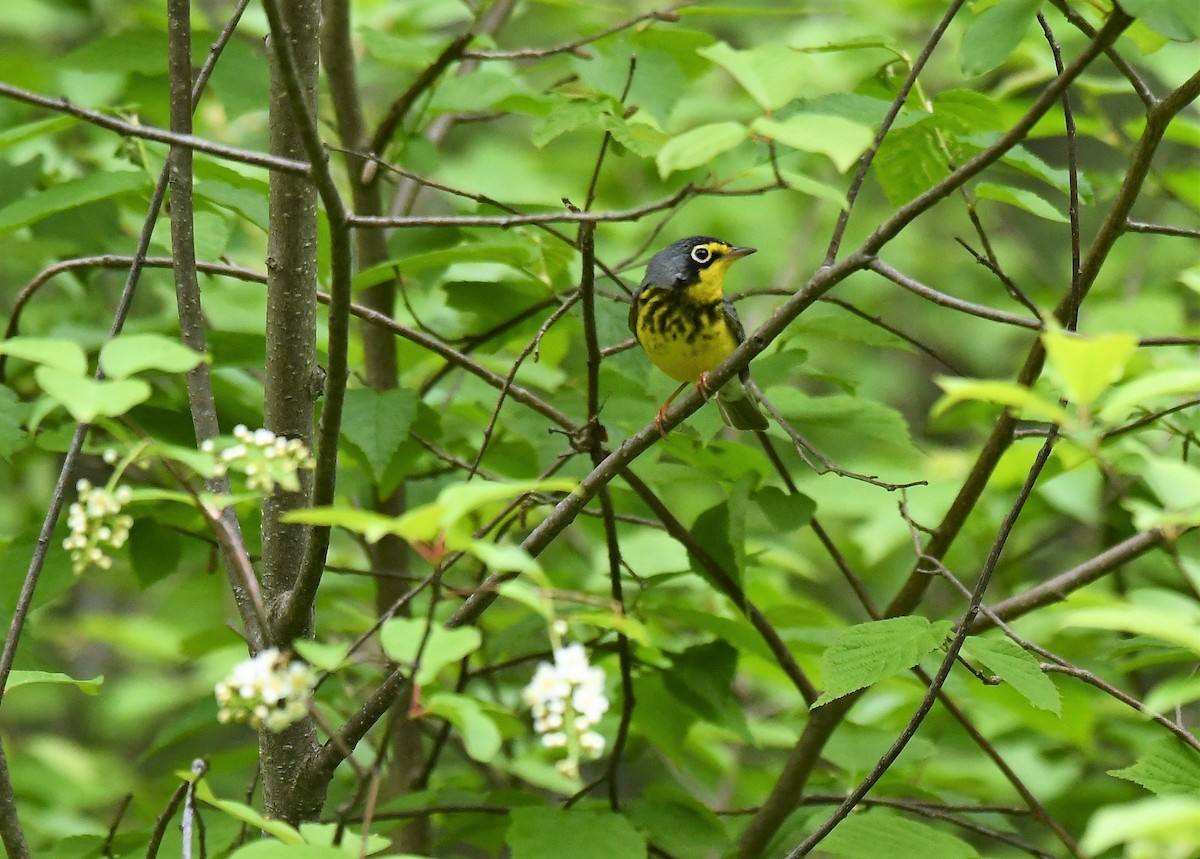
[690,245,712,264]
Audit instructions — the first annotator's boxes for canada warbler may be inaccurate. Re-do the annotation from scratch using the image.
[629,236,769,433]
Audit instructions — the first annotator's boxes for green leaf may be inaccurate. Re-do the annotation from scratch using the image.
[340,387,419,481]
[507,807,647,859]
[298,823,392,855]
[531,97,612,148]
[656,121,748,178]
[975,181,1068,223]
[1061,604,1200,655]
[5,670,103,695]
[98,334,206,379]
[129,519,182,587]
[464,539,543,574]
[1041,328,1138,406]
[1080,796,1200,855]
[932,377,1071,424]
[392,478,575,544]
[753,486,816,533]
[873,121,951,205]
[0,171,148,237]
[291,640,352,672]
[1099,367,1200,424]
[751,115,874,172]
[697,42,811,110]
[34,367,151,423]
[823,809,980,859]
[0,387,29,461]
[280,506,399,543]
[814,616,952,707]
[193,780,304,844]
[960,0,1042,76]
[423,693,502,762]
[0,337,87,375]
[626,790,732,857]
[663,640,753,742]
[0,116,77,152]
[379,617,483,685]
[228,843,362,859]
[1119,0,1200,40]
[962,636,1060,714]
[1141,457,1200,516]
[1110,738,1200,797]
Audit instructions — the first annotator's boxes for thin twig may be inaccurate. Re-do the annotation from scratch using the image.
[0,81,309,175]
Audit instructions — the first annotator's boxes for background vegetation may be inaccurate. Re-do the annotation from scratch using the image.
[0,0,1198,857]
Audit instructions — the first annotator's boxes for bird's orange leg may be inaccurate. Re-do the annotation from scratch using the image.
[696,372,716,400]
[655,382,689,436]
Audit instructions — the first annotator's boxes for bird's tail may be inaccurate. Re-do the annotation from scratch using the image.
[716,379,769,431]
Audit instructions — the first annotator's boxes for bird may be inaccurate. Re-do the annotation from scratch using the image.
[628,235,769,434]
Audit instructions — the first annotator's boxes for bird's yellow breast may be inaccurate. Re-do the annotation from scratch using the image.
[634,285,738,383]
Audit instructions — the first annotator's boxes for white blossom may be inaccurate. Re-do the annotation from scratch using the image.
[214,648,316,733]
[522,639,609,778]
[63,479,134,574]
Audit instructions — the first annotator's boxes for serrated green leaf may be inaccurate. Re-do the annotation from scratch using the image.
[814,616,952,707]
[99,334,206,379]
[751,115,874,172]
[975,181,1068,223]
[656,121,748,178]
[873,121,950,205]
[962,636,1060,714]
[339,387,418,481]
[34,367,151,423]
[380,617,482,685]
[960,0,1042,76]
[0,337,87,374]
[824,809,980,859]
[423,692,502,762]
[933,377,1071,424]
[531,97,613,148]
[1110,738,1200,796]
[1041,328,1138,406]
[507,807,647,859]
[0,171,148,237]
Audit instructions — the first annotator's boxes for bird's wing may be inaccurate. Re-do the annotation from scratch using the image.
[722,298,752,383]
[628,288,643,340]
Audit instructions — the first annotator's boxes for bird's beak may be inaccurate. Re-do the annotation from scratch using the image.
[728,246,757,260]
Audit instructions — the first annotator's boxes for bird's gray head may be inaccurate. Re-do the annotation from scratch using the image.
[640,236,755,290]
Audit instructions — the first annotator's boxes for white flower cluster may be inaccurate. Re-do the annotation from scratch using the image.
[522,642,609,778]
[201,425,315,493]
[63,479,133,574]
[214,647,317,733]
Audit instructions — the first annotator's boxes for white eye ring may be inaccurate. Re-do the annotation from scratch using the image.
[690,245,712,264]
